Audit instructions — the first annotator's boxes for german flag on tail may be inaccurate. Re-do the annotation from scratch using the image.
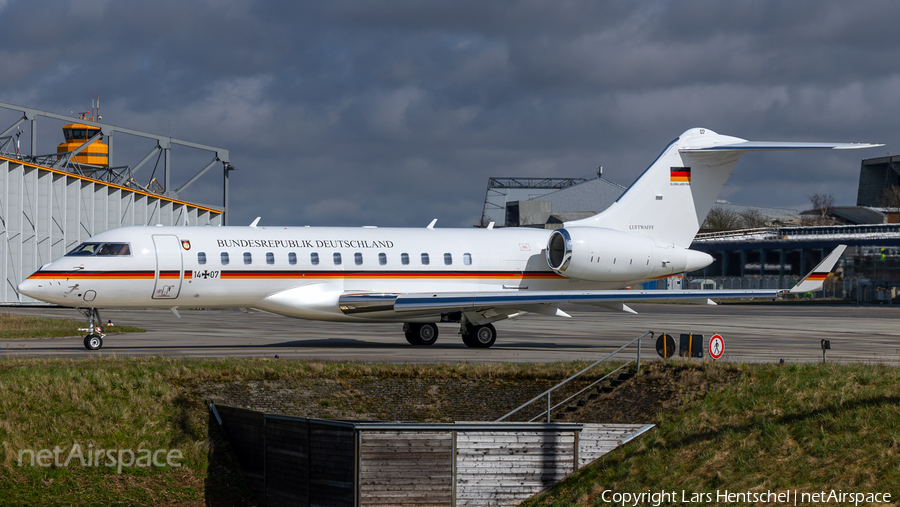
[670,167,691,183]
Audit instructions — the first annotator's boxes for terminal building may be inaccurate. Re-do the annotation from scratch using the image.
[480,156,900,302]
[0,101,234,304]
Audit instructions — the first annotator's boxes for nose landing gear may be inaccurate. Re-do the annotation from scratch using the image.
[79,308,105,350]
[84,333,103,350]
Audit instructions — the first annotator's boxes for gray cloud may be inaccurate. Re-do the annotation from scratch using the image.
[1,0,896,226]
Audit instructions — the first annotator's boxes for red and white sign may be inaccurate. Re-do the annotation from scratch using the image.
[709,334,725,359]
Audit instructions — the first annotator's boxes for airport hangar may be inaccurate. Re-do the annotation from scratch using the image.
[483,162,900,303]
[0,101,235,305]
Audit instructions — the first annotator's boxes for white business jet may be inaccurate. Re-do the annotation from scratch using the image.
[18,128,877,350]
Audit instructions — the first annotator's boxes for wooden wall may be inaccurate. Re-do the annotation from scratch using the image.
[456,430,577,507]
[359,431,453,507]
[212,404,652,507]
[579,423,652,468]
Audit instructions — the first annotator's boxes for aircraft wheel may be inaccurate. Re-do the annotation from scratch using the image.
[462,324,496,349]
[403,323,439,346]
[403,323,418,344]
[84,334,103,351]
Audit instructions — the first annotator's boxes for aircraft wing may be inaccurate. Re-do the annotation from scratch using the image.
[339,288,780,318]
[338,245,846,319]
[390,288,775,313]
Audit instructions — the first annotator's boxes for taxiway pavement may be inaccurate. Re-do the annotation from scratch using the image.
[1,304,897,364]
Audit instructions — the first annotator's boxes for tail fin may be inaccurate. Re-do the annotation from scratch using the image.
[566,128,880,246]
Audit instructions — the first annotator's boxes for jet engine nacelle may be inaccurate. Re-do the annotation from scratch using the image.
[545,227,713,282]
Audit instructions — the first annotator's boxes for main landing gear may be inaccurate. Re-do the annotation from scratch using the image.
[403,323,439,346]
[461,323,496,349]
[401,322,498,348]
[79,308,105,350]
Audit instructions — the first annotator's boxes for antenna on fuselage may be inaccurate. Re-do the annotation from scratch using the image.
[249,217,261,228]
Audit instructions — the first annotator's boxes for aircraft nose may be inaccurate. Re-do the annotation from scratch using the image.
[17,277,42,300]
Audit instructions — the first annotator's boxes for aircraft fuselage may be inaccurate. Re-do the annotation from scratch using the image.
[21,224,672,322]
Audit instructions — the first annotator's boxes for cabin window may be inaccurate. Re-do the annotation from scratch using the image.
[354,252,363,265]
[333,252,342,265]
[198,252,207,265]
[243,252,252,264]
[288,252,297,265]
[444,253,452,265]
[378,252,387,265]
[266,252,275,265]
[221,252,230,265]
[463,253,472,265]
[310,252,319,265]
[421,253,430,265]
[401,253,410,265]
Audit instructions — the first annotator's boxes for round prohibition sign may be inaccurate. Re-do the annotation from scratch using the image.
[708,334,725,360]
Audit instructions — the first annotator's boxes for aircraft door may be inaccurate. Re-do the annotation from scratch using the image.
[152,235,183,299]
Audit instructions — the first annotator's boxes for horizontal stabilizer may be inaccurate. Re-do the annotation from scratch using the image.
[681,141,882,153]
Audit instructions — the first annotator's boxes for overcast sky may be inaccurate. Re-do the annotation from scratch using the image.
[1,0,897,227]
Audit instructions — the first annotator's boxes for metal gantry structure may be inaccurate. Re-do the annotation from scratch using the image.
[0,101,234,224]
[0,101,234,304]
[481,177,590,226]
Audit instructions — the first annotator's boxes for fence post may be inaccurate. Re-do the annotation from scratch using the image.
[637,336,642,373]
[547,392,551,423]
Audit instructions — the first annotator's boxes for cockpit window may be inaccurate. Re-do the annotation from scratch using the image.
[67,243,102,256]
[66,242,130,256]
[97,243,131,256]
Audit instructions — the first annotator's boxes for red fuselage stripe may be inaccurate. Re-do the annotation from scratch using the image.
[28,270,562,280]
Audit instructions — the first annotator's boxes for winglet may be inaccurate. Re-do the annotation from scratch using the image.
[789,245,847,293]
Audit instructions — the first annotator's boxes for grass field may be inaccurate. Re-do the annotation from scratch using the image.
[0,312,144,339]
[524,362,900,506]
[0,358,603,505]
[0,358,898,506]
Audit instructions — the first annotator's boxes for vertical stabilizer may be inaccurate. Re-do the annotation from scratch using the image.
[565,129,881,247]
[566,128,746,246]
